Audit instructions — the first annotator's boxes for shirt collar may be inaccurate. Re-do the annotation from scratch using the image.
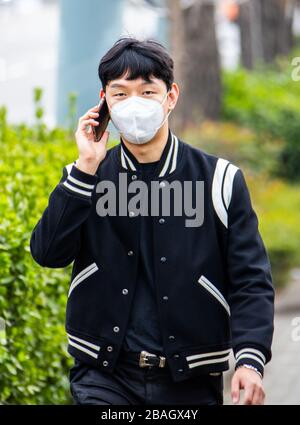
[119,128,180,177]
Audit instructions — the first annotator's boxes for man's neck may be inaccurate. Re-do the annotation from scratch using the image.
[121,124,169,164]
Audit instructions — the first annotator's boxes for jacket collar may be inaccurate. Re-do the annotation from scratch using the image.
[118,128,180,177]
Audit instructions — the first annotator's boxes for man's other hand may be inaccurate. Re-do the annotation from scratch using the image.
[231,366,265,405]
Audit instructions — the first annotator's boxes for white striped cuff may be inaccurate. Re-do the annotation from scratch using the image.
[62,164,97,198]
[234,347,266,377]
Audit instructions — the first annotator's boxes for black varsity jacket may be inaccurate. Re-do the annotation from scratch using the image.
[30,129,275,382]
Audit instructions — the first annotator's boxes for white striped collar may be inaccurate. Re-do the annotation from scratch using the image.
[119,129,180,177]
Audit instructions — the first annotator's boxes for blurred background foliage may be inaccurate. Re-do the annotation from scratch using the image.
[1,0,300,405]
[222,51,300,182]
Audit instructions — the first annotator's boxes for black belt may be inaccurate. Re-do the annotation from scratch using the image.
[121,349,167,368]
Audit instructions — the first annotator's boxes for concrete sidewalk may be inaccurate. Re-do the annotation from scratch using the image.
[223,268,300,405]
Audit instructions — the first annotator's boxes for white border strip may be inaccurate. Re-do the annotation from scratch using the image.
[121,148,127,169]
[122,148,137,171]
[66,163,75,175]
[186,349,231,362]
[68,263,99,297]
[169,134,179,174]
[71,263,98,287]
[67,174,95,190]
[236,353,265,368]
[159,134,174,177]
[67,333,100,351]
[63,181,92,197]
[188,353,231,369]
[212,158,229,228]
[223,163,239,209]
[235,348,266,363]
[198,275,230,316]
[68,339,98,359]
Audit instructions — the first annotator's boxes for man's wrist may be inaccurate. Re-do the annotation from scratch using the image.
[76,158,100,175]
[234,346,266,378]
[236,363,263,379]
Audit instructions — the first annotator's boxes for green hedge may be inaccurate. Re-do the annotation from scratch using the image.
[0,106,76,404]
[0,90,116,404]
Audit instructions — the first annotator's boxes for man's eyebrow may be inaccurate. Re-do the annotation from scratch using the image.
[109,79,159,89]
[109,83,128,89]
[141,79,158,86]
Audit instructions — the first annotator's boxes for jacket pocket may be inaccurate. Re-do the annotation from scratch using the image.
[68,262,99,298]
[198,275,230,316]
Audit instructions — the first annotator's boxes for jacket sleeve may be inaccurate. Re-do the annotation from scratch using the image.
[227,168,275,378]
[30,162,98,268]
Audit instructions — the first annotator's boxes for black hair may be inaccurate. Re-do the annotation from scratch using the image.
[98,37,174,92]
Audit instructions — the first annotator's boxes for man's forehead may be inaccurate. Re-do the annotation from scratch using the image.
[108,77,163,89]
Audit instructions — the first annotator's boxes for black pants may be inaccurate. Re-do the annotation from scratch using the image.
[69,348,224,405]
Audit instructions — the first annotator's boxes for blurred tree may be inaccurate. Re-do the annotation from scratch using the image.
[167,0,221,132]
[238,0,296,69]
[238,0,263,68]
[261,0,295,62]
[167,0,187,132]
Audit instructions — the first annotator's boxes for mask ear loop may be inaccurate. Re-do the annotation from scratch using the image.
[158,108,172,129]
[161,90,170,105]
[155,91,173,131]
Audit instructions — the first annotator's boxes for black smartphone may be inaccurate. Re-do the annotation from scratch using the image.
[92,95,110,142]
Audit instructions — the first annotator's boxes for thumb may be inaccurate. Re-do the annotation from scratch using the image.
[231,374,241,405]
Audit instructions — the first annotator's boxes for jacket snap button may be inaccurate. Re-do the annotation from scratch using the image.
[129,211,135,217]
[127,250,134,256]
[103,360,109,366]
[159,218,165,224]
[178,368,183,373]
[163,295,168,301]
[107,346,113,352]
[122,288,128,295]
[173,354,180,359]
[131,174,137,180]
[160,256,167,263]
[113,326,120,332]
[168,335,175,340]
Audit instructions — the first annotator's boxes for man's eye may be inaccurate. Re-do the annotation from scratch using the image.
[143,91,155,95]
[114,93,125,97]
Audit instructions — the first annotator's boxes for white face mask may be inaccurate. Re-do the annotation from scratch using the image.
[108,91,172,145]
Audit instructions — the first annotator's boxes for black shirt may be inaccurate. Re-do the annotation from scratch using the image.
[122,158,165,354]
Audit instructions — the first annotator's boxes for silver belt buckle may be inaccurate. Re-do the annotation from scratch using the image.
[139,350,166,368]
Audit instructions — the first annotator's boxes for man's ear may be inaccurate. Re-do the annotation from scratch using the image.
[168,82,179,109]
[99,89,105,100]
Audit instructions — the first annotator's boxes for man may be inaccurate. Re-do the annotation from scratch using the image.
[30,37,274,405]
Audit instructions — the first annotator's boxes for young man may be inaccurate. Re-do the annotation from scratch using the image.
[30,37,274,405]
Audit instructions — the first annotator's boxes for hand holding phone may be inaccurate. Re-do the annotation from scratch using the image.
[74,102,110,175]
